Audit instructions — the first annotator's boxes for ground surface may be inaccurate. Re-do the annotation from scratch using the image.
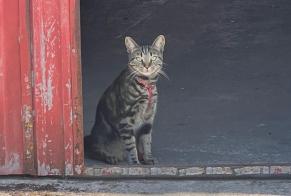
[81,0,291,165]
[0,178,291,195]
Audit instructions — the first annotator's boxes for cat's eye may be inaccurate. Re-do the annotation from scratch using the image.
[135,57,142,62]
[152,56,158,61]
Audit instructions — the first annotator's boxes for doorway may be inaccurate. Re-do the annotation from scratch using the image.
[81,0,291,167]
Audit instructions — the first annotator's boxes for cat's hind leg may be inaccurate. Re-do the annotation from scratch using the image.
[90,141,123,164]
[88,129,124,164]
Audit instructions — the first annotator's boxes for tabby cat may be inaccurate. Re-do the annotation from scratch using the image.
[84,35,166,165]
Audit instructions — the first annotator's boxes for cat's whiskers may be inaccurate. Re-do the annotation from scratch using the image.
[128,70,138,82]
[162,62,168,66]
[127,71,135,80]
[158,69,170,80]
[128,71,135,80]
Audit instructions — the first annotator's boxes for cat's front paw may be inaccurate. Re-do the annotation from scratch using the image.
[142,154,157,165]
[128,160,141,165]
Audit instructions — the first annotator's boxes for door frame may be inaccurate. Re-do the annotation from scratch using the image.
[30,0,84,175]
[0,0,84,176]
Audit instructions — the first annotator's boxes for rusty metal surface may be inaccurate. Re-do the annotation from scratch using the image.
[70,0,85,175]
[30,0,84,176]
[0,0,25,174]
[31,0,65,175]
[0,0,83,176]
[19,0,36,175]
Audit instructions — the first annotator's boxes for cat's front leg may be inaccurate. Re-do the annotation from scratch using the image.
[120,128,140,165]
[139,132,156,165]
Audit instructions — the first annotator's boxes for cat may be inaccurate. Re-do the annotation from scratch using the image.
[84,35,166,165]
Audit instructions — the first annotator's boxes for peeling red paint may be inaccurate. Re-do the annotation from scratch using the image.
[0,153,21,174]
[0,0,27,175]
[0,0,84,176]
[22,105,34,161]
[30,0,84,176]
[38,161,61,176]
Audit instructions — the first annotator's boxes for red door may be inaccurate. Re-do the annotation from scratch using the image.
[0,0,84,176]
[0,0,34,175]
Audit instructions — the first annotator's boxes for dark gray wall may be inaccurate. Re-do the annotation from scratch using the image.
[81,0,291,165]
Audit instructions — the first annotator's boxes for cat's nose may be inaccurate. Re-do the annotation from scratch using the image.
[142,61,150,69]
[143,60,152,69]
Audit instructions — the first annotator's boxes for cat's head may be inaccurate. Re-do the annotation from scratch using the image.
[125,35,165,78]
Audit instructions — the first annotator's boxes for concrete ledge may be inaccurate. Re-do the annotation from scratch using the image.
[83,165,291,178]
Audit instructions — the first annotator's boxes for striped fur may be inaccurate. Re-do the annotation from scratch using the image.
[85,35,166,165]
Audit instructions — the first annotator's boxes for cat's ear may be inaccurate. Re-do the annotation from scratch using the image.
[125,36,139,53]
[152,35,165,52]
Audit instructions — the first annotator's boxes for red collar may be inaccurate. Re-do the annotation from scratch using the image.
[136,78,155,110]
